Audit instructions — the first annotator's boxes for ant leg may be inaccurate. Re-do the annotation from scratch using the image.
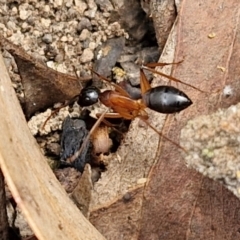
[139,116,187,153]
[143,61,221,94]
[140,68,151,94]
[41,95,79,130]
[91,69,130,97]
[96,113,123,127]
[95,114,187,152]
[141,64,205,93]
[96,112,125,135]
[144,60,184,68]
[96,112,122,119]
[139,60,185,94]
[96,112,186,152]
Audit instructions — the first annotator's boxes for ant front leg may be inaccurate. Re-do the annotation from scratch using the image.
[144,59,184,68]
[95,112,126,136]
[41,95,79,130]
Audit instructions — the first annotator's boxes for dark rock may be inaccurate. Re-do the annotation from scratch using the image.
[60,116,92,172]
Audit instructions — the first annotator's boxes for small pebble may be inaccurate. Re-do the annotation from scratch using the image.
[79,29,91,41]
[41,18,51,28]
[60,35,68,42]
[74,1,87,15]
[19,8,30,20]
[80,48,94,63]
[77,17,92,33]
[42,33,53,43]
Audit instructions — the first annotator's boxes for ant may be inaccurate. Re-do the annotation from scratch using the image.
[44,60,208,166]
[68,61,199,162]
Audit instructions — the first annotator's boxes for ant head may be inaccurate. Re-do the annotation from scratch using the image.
[78,86,100,107]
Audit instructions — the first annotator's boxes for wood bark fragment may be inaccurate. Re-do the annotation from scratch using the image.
[0,169,9,240]
[0,52,105,240]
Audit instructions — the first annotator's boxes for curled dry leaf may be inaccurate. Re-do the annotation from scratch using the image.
[0,35,84,118]
[91,125,113,157]
[71,164,93,219]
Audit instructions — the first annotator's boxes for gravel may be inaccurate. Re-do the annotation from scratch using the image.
[0,0,130,136]
[0,0,127,75]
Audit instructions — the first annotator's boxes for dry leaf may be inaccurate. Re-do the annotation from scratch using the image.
[90,1,240,239]
[0,35,83,118]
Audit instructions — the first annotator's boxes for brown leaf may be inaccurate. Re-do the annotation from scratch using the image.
[0,35,84,118]
[90,187,144,240]
[90,1,240,239]
[140,0,240,239]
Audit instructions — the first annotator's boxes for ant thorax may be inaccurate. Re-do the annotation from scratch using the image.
[84,85,115,119]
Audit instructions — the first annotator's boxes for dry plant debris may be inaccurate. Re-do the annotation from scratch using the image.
[0,0,126,73]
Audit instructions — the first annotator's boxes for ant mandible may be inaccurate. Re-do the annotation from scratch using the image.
[74,61,195,157]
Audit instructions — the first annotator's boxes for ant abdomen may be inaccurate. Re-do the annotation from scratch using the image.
[142,86,192,114]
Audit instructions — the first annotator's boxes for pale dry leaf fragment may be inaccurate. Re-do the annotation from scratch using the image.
[217,65,226,72]
[208,32,216,38]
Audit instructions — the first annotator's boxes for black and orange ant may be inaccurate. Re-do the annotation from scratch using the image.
[65,61,199,164]
[44,60,208,168]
